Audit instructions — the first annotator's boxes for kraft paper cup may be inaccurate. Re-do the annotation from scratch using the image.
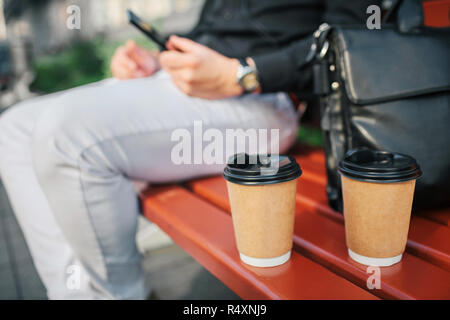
[223,154,302,267]
[338,148,422,267]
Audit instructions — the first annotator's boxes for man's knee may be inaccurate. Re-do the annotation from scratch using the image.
[31,97,82,182]
[0,104,24,137]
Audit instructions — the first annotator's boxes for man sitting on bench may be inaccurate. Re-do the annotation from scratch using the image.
[0,0,379,299]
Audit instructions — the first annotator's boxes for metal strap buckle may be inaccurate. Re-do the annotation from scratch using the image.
[305,23,331,65]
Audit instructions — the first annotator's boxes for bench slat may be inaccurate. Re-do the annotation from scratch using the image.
[415,208,450,227]
[424,0,450,27]
[140,186,378,300]
[189,172,450,273]
[295,177,450,271]
[188,176,450,299]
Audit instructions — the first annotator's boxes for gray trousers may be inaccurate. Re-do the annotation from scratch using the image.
[0,71,298,299]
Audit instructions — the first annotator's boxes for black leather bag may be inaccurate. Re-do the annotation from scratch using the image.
[311,0,450,212]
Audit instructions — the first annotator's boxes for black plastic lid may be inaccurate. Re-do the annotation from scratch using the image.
[223,153,302,185]
[338,148,422,183]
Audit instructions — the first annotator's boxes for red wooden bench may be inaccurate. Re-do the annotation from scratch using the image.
[139,1,450,300]
[140,143,450,300]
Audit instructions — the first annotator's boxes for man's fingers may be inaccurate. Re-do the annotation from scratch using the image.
[160,51,199,70]
[172,77,197,96]
[132,69,147,78]
[166,41,176,51]
[170,68,213,85]
[111,52,139,79]
[166,35,199,53]
[115,47,138,70]
[125,40,137,52]
[111,65,132,80]
[111,60,134,79]
[128,47,158,74]
[112,62,147,79]
[116,57,137,74]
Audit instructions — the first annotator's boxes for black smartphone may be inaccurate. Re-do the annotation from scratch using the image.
[126,9,167,51]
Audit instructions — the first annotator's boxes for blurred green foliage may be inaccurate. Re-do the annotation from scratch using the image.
[297,125,322,146]
[30,36,157,94]
[31,39,105,93]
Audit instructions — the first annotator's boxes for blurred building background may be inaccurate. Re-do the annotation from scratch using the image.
[0,0,203,108]
[3,0,203,54]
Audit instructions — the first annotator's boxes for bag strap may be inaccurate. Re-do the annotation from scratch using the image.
[397,0,424,32]
[381,0,402,24]
[305,0,426,66]
[307,0,437,65]
[382,0,424,33]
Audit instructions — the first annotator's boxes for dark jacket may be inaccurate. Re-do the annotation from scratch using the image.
[185,0,382,94]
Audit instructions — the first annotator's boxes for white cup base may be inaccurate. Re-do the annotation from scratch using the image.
[348,249,402,267]
[239,251,291,268]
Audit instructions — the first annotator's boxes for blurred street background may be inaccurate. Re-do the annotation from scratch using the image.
[0,0,205,108]
[0,0,240,300]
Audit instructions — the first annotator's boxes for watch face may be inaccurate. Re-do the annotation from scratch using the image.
[242,73,259,91]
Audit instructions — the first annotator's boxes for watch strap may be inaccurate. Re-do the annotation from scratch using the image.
[238,58,249,67]
[236,58,259,93]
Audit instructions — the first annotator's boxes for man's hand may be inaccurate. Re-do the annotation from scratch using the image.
[110,40,160,80]
[160,35,243,99]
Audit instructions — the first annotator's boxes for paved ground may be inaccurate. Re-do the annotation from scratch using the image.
[0,179,239,300]
[0,180,47,299]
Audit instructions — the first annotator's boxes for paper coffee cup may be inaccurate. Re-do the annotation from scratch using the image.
[338,148,422,267]
[223,154,302,267]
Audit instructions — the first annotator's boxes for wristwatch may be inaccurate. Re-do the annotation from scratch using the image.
[236,58,260,93]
